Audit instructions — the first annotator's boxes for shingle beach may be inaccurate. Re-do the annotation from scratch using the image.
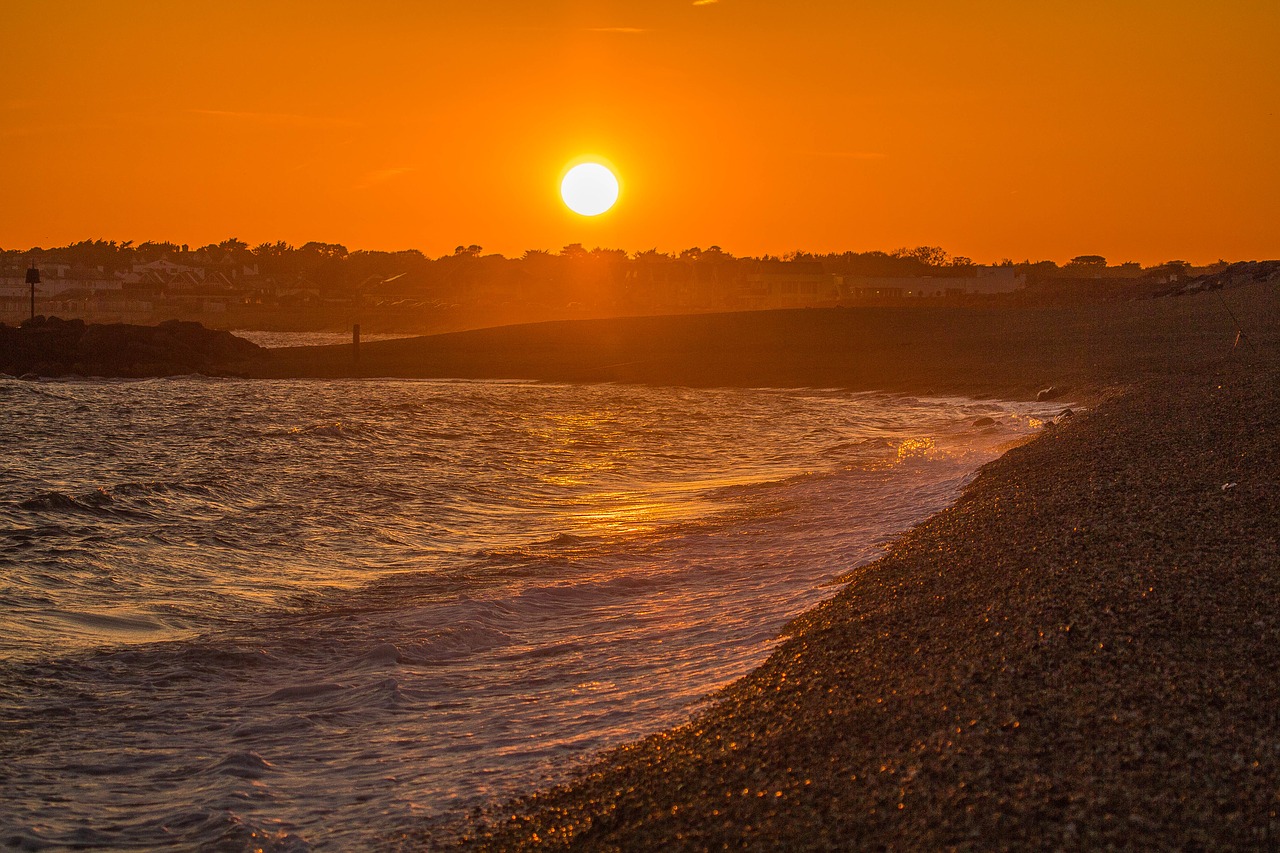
[357,283,1279,850]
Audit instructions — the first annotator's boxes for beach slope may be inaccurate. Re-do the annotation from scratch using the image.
[443,358,1278,850]
[376,284,1280,850]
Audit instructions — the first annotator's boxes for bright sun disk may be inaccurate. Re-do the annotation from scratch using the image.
[561,163,619,216]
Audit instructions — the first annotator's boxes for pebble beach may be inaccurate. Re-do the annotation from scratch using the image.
[373,282,1280,849]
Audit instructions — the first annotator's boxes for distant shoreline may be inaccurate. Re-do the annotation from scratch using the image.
[6,285,1273,404]
[251,284,1274,404]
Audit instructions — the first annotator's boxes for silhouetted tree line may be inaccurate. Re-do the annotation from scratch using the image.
[5,238,977,274]
[1,239,1226,313]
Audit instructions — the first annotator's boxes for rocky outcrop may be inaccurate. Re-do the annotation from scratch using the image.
[0,317,261,378]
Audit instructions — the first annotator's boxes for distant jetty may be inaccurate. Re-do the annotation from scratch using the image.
[0,316,260,379]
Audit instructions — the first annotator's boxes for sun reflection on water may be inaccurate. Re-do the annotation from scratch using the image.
[896,436,937,461]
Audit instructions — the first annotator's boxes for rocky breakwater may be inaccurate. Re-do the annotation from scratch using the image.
[0,316,262,378]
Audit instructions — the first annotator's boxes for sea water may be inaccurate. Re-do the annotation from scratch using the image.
[0,376,1058,850]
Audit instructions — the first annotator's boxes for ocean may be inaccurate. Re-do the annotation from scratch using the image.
[0,376,1058,850]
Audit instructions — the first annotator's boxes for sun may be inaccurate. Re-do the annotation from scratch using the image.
[560,162,619,217]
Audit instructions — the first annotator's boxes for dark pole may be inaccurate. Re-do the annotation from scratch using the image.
[353,281,361,376]
[25,258,41,321]
[1217,290,1258,355]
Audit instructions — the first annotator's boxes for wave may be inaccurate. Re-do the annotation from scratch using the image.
[0,377,1063,849]
[0,378,74,400]
[17,489,134,517]
[472,532,604,565]
[267,421,376,440]
[111,480,219,498]
[13,480,219,519]
[47,609,170,634]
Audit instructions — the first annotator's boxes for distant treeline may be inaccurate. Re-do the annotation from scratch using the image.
[4,239,1267,334]
[1,239,1203,294]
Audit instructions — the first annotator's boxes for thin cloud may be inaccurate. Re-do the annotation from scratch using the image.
[585,27,649,34]
[187,109,357,128]
[796,150,888,160]
[692,1,719,6]
[355,167,417,190]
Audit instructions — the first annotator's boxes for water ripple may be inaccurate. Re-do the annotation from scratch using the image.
[0,377,1063,849]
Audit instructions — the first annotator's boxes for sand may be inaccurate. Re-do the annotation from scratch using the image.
[355,283,1278,850]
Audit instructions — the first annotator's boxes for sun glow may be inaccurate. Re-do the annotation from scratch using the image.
[560,162,619,217]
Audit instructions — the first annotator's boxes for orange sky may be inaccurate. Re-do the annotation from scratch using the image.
[3,1,1277,264]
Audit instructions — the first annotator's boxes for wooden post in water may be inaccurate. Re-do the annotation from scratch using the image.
[352,323,361,375]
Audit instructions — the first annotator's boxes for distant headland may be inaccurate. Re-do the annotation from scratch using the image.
[0,317,259,379]
[4,274,1275,405]
[3,240,1275,336]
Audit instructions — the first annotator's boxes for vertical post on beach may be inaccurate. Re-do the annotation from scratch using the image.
[1216,291,1257,355]
[352,323,361,373]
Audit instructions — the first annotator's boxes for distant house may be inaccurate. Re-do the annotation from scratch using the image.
[1,264,121,297]
[966,267,1026,294]
[0,281,31,318]
[132,259,198,277]
[840,267,1025,300]
[741,261,840,309]
[2,262,72,281]
[46,290,155,322]
[37,278,123,297]
[1,269,125,322]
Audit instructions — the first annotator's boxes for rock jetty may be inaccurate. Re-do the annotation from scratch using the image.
[0,317,260,378]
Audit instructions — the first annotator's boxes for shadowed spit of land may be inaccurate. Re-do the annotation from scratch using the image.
[252,289,1271,402]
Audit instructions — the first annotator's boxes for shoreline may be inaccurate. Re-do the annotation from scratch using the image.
[6,285,1277,847]
[381,285,1278,849]
[426,361,1279,850]
[249,283,1273,407]
[6,284,1272,408]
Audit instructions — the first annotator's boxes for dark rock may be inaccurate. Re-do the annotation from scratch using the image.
[0,317,261,378]
[973,416,997,427]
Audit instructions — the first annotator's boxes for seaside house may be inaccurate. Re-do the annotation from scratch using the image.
[740,260,840,309]
[840,266,1026,300]
[1,263,130,322]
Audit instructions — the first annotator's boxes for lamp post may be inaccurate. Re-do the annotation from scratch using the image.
[25,259,40,321]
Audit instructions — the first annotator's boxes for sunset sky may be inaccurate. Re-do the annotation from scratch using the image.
[3,1,1277,264]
